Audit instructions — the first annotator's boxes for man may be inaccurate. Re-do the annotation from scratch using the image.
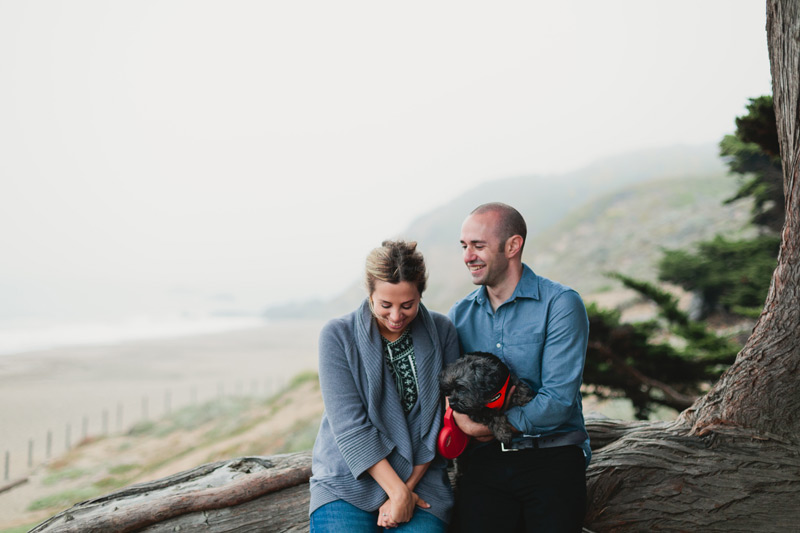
[447,202,590,533]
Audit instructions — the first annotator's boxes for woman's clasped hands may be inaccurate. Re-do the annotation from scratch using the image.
[377,483,430,529]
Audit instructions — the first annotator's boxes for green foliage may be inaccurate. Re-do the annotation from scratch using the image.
[0,523,41,533]
[658,235,779,318]
[92,463,143,493]
[127,420,156,436]
[108,463,140,475]
[585,275,740,420]
[652,96,782,321]
[42,467,93,486]
[731,95,780,158]
[27,487,100,512]
[276,416,321,454]
[608,274,740,361]
[94,475,131,491]
[719,95,784,232]
[129,397,256,439]
[288,371,320,389]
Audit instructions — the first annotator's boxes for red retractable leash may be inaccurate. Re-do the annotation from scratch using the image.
[437,405,470,459]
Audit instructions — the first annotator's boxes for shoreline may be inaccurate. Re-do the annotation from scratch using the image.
[0,315,271,357]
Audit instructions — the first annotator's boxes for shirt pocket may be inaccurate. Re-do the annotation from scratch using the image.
[502,328,544,386]
[504,326,544,346]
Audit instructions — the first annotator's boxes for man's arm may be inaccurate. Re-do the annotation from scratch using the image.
[505,290,589,435]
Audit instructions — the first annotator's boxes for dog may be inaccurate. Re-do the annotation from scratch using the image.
[439,351,535,445]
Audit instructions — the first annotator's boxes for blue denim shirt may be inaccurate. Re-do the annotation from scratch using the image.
[448,264,591,463]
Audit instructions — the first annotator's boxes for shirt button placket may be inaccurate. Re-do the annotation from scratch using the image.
[494,306,503,352]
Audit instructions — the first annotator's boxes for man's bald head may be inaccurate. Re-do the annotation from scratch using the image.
[469,203,527,253]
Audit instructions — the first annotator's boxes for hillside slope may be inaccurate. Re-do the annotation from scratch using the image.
[0,376,324,532]
[421,175,751,311]
[267,144,741,317]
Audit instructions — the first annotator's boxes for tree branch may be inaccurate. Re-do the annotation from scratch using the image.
[588,341,696,411]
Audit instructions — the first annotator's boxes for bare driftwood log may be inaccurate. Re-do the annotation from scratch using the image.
[30,453,314,533]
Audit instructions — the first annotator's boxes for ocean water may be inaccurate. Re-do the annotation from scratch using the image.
[0,314,269,356]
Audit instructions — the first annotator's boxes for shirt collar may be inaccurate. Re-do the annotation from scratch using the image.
[468,263,541,308]
[512,263,540,300]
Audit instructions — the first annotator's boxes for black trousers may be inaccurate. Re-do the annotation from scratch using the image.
[452,443,586,533]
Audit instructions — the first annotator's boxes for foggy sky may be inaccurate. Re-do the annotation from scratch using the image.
[0,1,772,320]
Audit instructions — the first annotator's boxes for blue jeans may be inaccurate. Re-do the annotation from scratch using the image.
[310,500,446,533]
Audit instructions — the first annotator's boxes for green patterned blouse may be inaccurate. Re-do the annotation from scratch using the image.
[381,329,419,415]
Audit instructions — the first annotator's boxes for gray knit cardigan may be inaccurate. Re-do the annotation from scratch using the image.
[309,299,460,524]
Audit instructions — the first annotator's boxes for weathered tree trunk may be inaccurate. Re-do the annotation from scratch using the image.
[585,1,800,530]
[685,0,800,442]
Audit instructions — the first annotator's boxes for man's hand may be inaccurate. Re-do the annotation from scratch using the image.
[451,410,494,442]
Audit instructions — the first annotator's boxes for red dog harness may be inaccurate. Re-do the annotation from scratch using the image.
[484,373,511,410]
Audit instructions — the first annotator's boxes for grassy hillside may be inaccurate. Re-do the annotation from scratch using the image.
[419,174,751,312]
[0,375,323,532]
[527,176,754,297]
[266,144,744,317]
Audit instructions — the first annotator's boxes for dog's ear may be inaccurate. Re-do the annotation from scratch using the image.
[438,367,456,395]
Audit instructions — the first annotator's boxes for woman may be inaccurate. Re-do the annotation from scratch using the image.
[309,240,459,532]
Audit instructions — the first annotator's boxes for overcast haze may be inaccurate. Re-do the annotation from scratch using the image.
[0,1,772,325]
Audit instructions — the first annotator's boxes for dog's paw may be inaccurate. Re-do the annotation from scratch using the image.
[489,418,515,446]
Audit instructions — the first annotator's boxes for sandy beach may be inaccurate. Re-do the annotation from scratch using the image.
[0,319,325,482]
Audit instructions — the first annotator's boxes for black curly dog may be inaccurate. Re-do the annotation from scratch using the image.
[439,352,535,445]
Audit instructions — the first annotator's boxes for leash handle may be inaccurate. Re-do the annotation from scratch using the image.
[437,406,470,459]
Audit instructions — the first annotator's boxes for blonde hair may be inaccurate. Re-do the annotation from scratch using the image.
[365,240,427,296]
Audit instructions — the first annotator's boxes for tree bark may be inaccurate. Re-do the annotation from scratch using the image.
[584,2,800,530]
[684,0,800,442]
